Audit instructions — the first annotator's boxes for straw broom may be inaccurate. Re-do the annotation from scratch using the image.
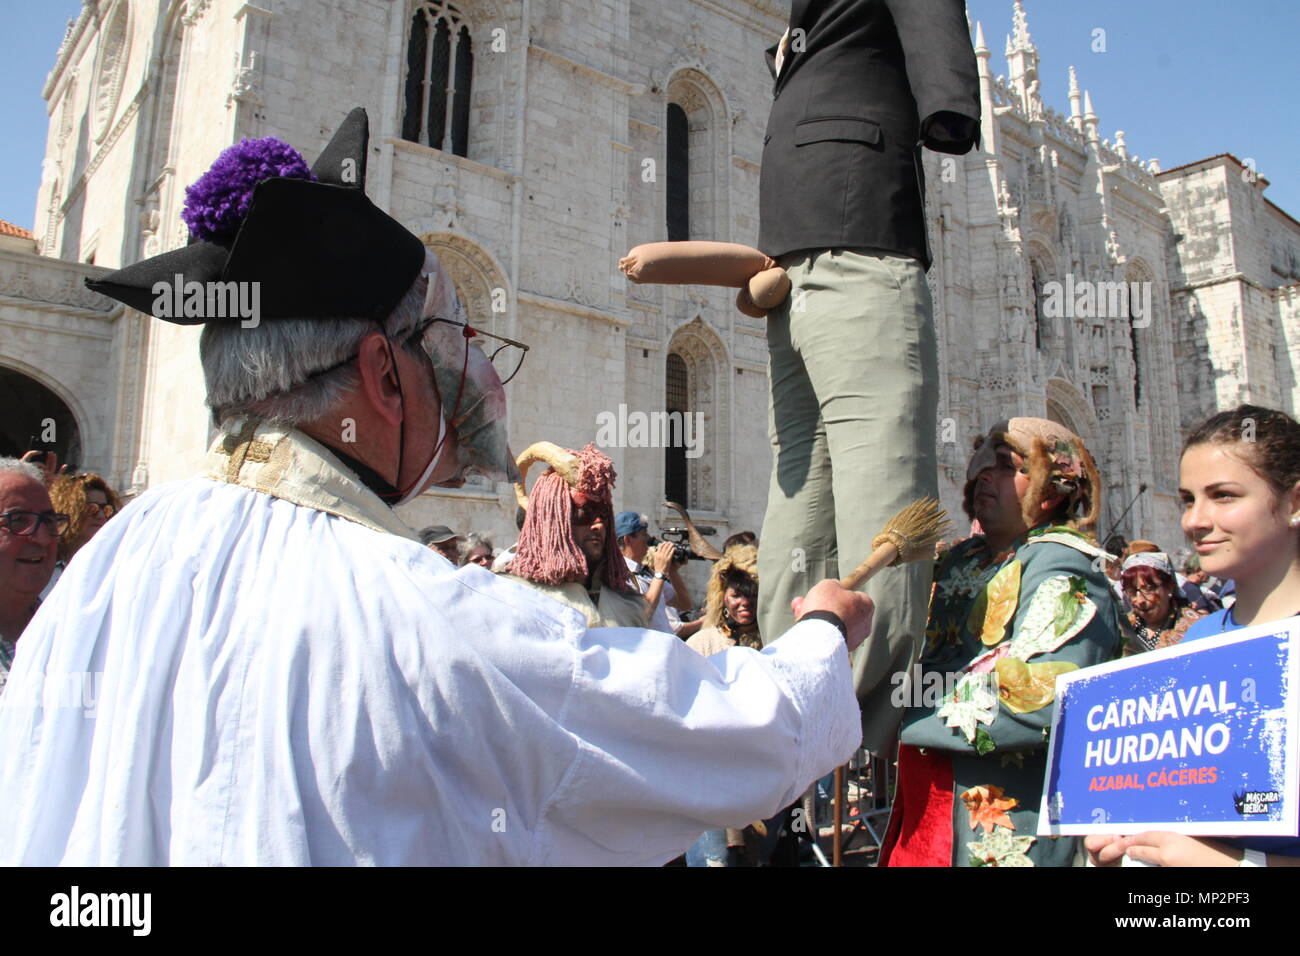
[839,497,951,590]
[830,497,950,866]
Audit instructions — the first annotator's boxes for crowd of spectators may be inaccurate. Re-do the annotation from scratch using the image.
[3,400,1296,868]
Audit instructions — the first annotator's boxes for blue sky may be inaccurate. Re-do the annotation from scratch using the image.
[965,0,1299,214]
[2,1,1297,230]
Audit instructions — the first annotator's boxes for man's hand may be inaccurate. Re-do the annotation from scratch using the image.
[651,541,674,575]
[791,579,874,653]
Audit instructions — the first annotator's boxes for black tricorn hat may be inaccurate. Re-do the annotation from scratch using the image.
[85,108,426,324]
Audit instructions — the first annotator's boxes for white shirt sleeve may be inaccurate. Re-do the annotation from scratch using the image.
[535,618,861,865]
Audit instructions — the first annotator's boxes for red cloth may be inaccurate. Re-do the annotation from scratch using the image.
[879,744,954,867]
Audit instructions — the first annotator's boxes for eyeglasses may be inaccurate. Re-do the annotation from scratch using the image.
[305,317,531,387]
[428,317,530,385]
[1123,584,1166,599]
[86,502,116,519]
[0,510,70,537]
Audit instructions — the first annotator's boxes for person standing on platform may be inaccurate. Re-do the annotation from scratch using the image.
[756,0,982,755]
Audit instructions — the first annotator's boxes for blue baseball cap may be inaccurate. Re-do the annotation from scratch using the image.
[615,511,648,540]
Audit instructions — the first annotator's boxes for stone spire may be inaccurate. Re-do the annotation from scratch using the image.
[1068,65,1083,131]
[974,21,997,155]
[1083,90,1099,142]
[1011,0,1034,52]
[1005,0,1041,118]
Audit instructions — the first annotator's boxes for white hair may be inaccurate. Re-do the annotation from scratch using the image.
[459,532,495,563]
[0,457,45,485]
[200,251,439,428]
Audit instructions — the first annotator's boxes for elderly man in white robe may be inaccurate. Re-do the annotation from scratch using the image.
[0,110,868,866]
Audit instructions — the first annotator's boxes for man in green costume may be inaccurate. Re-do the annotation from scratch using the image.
[879,418,1121,867]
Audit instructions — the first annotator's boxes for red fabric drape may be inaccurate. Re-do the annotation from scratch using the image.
[879,744,954,867]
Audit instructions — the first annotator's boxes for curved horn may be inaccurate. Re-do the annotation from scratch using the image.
[662,500,724,561]
[514,441,581,512]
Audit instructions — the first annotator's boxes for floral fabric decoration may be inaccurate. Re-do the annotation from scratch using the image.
[935,556,1001,605]
[995,658,1079,714]
[961,784,1019,833]
[937,672,999,742]
[1007,574,1095,659]
[968,827,1036,867]
[966,560,1021,646]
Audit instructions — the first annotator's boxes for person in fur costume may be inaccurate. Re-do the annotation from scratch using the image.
[501,441,646,628]
[687,546,762,656]
[879,418,1122,867]
[683,543,783,865]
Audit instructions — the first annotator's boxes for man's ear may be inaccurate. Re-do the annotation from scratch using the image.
[355,331,403,427]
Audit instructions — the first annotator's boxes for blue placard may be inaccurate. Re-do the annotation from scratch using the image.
[1039,617,1298,836]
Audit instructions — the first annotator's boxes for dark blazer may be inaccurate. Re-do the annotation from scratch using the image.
[758,0,981,268]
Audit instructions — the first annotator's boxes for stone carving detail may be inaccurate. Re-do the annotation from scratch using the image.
[183,0,213,26]
[57,73,78,156]
[92,2,131,143]
[228,51,262,108]
[433,183,466,231]
[139,193,161,256]
[421,233,508,328]
[997,178,1020,239]
[563,266,581,302]
[1105,229,1126,267]
[0,261,117,313]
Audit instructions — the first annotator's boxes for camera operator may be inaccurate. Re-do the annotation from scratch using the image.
[616,511,696,636]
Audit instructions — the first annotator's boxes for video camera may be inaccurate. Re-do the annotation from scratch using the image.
[648,525,715,565]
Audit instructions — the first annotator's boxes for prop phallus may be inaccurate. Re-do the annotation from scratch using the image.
[619,241,791,318]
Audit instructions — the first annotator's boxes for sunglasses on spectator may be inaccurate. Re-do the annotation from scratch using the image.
[1,510,70,537]
[87,502,116,518]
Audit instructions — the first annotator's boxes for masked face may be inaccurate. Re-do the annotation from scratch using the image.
[417,259,519,487]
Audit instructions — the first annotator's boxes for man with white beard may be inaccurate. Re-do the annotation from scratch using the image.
[0,110,868,865]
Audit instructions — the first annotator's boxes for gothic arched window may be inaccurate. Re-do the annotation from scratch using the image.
[1125,264,1152,410]
[665,103,690,241]
[664,352,690,506]
[403,2,473,157]
[1030,258,1048,350]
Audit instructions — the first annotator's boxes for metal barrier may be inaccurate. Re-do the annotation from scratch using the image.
[812,745,897,866]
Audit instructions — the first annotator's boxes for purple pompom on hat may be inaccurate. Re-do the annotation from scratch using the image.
[181,137,314,244]
[85,108,428,330]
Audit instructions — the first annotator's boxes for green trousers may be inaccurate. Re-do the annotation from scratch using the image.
[758,248,939,755]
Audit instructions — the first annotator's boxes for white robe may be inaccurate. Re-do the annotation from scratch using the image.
[0,477,860,865]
